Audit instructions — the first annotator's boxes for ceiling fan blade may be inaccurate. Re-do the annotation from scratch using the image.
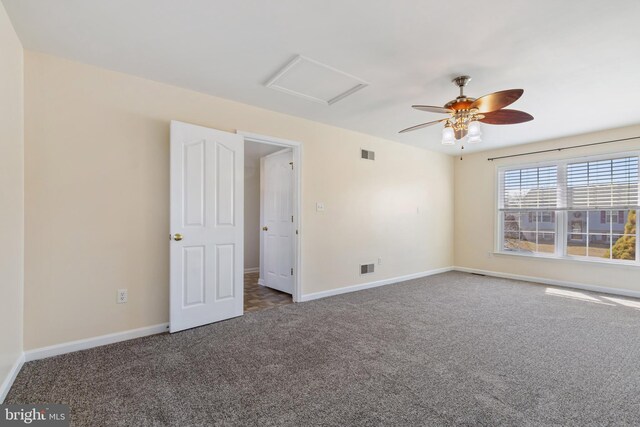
[479,109,534,125]
[412,105,454,114]
[399,118,447,133]
[470,89,524,113]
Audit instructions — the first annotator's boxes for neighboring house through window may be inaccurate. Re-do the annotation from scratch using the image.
[498,154,639,264]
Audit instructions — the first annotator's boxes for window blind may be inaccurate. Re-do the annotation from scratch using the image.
[566,156,639,209]
[498,153,639,263]
[500,166,558,211]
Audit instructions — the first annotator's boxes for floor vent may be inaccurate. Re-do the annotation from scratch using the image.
[360,263,375,275]
[361,149,375,160]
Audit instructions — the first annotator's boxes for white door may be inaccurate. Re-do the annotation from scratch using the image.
[260,149,294,294]
[170,120,243,333]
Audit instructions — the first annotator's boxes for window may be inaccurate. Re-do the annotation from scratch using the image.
[566,210,635,259]
[498,154,639,264]
[528,212,555,223]
[501,166,558,255]
[603,211,622,224]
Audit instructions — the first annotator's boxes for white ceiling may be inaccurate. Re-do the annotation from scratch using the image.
[4,0,640,154]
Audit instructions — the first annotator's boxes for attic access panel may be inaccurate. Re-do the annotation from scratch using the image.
[265,55,368,105]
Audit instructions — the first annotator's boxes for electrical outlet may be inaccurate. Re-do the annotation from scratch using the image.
[117,289,128,304]
[316,202,325,212]
[378,257,382,265]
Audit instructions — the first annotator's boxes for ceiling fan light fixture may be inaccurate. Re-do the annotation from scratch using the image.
[441,124,455,145]
[467,120,481,137]
[467,134,482,144]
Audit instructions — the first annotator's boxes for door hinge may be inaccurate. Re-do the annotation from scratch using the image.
[289,161,293,170]
[291,215,294,222]
[291,268,294,275]
[296,229,298,235]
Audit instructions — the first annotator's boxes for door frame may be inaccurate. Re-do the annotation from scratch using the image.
[238,131,303,303]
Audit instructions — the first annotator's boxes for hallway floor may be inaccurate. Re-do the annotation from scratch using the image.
[244,272,292,312]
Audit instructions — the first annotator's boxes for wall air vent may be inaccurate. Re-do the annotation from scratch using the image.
[265,55,369,106]
[361,149,375,160]
[360,263,375,275]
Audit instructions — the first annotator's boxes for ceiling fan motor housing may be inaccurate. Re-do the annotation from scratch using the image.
[447,76,476,109]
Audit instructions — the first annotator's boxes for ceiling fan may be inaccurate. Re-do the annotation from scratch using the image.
[399,76,533,145]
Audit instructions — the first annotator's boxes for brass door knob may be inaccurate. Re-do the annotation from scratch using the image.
[262,226,268,231]
[173,233,183,241]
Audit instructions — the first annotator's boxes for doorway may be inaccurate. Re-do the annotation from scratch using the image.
[169,122,302,333]
[241,131,302,310]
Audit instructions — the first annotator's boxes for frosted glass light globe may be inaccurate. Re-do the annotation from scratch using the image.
[441,126,455,145]
[468,120,481,137]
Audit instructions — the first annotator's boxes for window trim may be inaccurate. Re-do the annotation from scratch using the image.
[495,150,640,266]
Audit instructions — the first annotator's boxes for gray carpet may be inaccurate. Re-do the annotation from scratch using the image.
[7,271,640,426]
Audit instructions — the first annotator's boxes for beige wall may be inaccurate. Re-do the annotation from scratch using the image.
[0,2,24,394]
[455,124,640,293]
[24,52,454,349]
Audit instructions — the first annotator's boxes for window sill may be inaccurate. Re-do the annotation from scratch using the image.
[492,251,640,268]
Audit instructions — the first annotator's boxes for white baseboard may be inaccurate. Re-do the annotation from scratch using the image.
[454,266,640,299]
[25,323,169,363]
[244,267,259,274]
[298,267,453,302]
[0,352,25,403]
